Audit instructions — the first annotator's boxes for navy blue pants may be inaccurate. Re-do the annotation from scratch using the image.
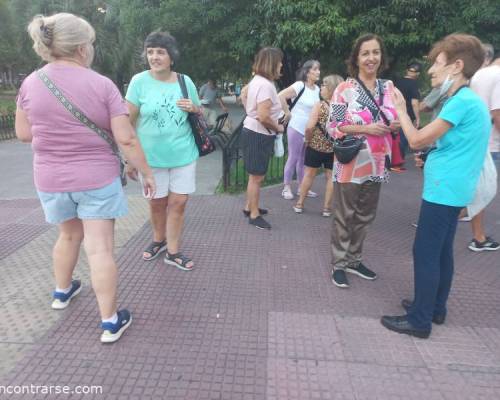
[407,200,461,330]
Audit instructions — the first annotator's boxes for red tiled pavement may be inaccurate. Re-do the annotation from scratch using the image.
[1,165,499,399]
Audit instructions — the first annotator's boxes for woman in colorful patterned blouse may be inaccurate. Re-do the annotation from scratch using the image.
[293,74,344,217]
[329,33,400,289]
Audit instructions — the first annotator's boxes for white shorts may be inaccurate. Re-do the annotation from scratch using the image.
[141,161,196,199]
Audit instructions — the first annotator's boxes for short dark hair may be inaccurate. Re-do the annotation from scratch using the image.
[143,31,180,64]
[297,60,320,82]
[252,47,284,81]
[428,33,484,79]
[347,33,388,77]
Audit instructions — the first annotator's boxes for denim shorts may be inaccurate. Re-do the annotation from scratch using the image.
[492,152,500,167]
[37,177,128,225]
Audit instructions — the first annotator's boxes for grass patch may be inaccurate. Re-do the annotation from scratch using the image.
[0,96,16,115]
[217,155,287,194]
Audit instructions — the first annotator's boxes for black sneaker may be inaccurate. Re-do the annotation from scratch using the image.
[331,269,349,288]
[249,215,271,230]
[345,263,377,280]
[243,208,268,217]
[468,237,500,252]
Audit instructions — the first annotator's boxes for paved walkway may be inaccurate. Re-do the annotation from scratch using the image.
[0,134,499,398]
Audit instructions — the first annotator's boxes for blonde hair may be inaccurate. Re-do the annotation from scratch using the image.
[322,74,344,99]
[27,13,95,62]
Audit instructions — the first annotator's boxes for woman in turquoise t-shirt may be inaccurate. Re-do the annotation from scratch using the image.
[381,34,491,338]
[126,31,200,271]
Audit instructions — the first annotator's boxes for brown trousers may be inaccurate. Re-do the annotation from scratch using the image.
[331,181,382,270]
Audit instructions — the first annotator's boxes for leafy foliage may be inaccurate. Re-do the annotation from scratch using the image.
[1,0,499,90]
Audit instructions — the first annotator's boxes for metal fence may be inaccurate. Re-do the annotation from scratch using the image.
[221,121,287,193]
[0,114,15,141]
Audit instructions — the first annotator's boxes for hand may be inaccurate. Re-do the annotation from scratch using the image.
[126,164,138,181]
[142,173,156,199]
[389,120,401,132]
[414,118,420,129]
[277,124,285,133]
[363,123,391,136]
[176,99,196,113]
[391,88,407,115]
[282,112,291,125]
[414,153,425,168]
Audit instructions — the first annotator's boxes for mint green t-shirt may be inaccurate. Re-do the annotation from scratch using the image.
[126,71,200,168]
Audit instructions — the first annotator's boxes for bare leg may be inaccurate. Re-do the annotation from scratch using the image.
[83,219,118,320]
[166,192,189,253]
[144,197,168,258]
[296,167,317,207]
[247,174,265,218]
[53,218,84,289]
[471,210,487,242]
[323,169,334,211]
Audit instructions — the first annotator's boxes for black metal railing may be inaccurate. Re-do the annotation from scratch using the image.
[0,114,15,141]
[221,120,287,193]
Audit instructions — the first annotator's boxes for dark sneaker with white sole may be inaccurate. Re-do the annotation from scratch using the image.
[468,237,500,252]
[345,263,377,280]
[331,269,349,288]
[249,215,271,230]
[51,280,82,310]
[100,309,132,343]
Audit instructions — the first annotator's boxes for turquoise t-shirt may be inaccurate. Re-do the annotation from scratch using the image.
[423,87,491,207]
[126,71,200,168]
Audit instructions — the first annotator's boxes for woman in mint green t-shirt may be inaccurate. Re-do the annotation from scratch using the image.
[126,31,200,271]
[381,34,491,339]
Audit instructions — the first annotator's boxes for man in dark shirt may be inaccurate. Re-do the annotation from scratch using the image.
[395,62,421,160]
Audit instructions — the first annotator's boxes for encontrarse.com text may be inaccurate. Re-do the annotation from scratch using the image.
[0,385,103,395]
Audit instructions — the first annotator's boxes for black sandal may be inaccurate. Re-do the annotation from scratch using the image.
[142,240,167,261]
[164,251,194,271]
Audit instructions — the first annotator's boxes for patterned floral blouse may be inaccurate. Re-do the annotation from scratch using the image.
[309,101,334,153]
[329,78,398,184]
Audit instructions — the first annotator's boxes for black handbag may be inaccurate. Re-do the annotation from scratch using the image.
[178,74,216,157]
[333,135,366,164]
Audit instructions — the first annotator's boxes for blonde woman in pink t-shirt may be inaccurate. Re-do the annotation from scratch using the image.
[241,47,285,230]
[16,13,155,343]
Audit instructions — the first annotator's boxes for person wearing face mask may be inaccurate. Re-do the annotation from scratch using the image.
[279,60,322,200]
[329,33,400,289]
[16,13,155,343]
[381,34,491,339]
[126,31,201,271]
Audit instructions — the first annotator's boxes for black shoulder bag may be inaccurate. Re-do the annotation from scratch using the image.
[178,74,216,157]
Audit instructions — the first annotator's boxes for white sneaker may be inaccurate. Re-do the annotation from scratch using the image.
[282,187,294,200]
[297,190,318,198]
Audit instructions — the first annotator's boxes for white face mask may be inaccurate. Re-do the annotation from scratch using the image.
[439,74,454,96]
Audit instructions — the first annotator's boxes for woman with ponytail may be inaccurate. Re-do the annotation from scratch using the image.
[16,13,155,343]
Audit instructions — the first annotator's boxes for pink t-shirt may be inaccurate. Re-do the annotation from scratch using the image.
[17,63,128,192]
[243,75,282,135]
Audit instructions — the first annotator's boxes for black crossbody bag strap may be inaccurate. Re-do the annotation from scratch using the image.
[289,82,306,111]
[355,78,390,126]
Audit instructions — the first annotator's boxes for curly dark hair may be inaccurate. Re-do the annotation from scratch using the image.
[347,33,388,77]
[142,31,180,65]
